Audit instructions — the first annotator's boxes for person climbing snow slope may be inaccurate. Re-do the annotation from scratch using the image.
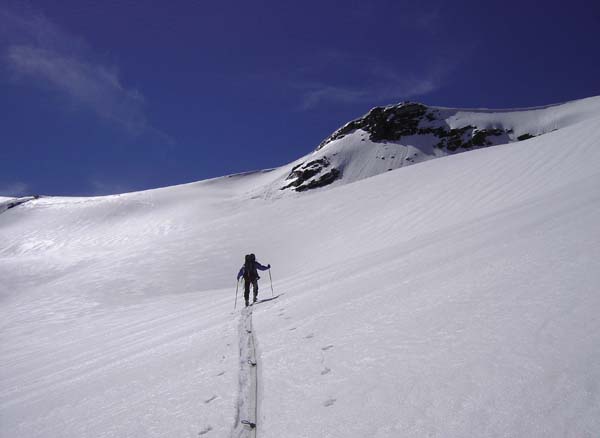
[237,254,270,306]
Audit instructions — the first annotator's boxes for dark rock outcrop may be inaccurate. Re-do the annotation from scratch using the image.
[317,102,511,152]
[317,103,428,150]
[517,133,536,141]
[281,157,341,192]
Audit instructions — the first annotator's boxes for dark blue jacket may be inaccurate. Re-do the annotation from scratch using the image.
[237,261,269,281]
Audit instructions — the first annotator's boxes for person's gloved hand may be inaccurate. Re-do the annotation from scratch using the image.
[267,264,271,269]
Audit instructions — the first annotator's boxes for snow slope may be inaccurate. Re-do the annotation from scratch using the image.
[0,196,38,214]
[1,98,600,437]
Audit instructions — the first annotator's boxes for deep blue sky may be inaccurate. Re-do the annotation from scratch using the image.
[1,0,599,196]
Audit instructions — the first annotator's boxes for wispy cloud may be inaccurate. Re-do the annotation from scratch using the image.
[0,181,29,197]
[288,3,451,110]
[7,45,147,132]
[296,53,444,110]
[300,76,437,110]
[0,6,170,139]
[412,5,442,31]
[89,178,138,196]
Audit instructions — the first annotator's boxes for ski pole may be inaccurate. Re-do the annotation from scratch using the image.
[234,279,240,310]
[269,268,274,297]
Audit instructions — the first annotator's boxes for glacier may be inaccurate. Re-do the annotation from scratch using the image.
[1,97,600,437]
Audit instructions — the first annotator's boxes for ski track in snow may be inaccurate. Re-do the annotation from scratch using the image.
[233,305,258,438]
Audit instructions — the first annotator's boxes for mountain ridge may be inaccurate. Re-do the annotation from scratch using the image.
[275,96,600,193]
[2,96,599,201]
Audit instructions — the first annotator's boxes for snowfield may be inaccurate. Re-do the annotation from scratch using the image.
[1,98,600,437]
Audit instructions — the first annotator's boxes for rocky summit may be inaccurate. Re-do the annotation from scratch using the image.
[278,100,564,193]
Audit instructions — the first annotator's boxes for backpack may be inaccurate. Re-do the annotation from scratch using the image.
[244,254,259,281]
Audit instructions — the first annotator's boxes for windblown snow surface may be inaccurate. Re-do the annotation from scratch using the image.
[2,97,600,438]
